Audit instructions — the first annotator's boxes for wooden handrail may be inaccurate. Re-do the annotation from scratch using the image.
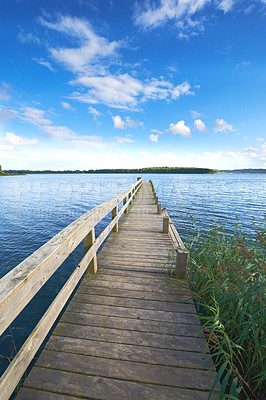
[0,178,143,400]
[162,208,188,279]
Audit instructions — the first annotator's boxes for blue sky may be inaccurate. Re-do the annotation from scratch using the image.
[0,0,265,170]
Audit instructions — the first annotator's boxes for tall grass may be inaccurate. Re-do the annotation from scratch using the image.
[186,216,265,400]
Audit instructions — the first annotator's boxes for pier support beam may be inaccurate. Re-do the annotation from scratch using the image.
[84,228,97,274]
[175,248,188,279]
[123,197,128,214]
[163,216,169,234]
[112,206,118,232]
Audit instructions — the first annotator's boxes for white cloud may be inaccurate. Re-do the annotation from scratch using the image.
[5,132,38,146]
[41,124,110,149]
[71,74,143,109]
[0,132,38,150]
[244,5,255,15]
[190,110,202,119]
[20,107,52,126]
[172,81,194,99]
[226,143,266,166]
[17,30,40,44]
[36,16,197,110]
[218,0,235,12]
[112,115,125,129]
[236,60,251,70]
[112,115,142,129]
[40,16,119,73]
[151,128,164,134]
[166,121,191,137]
[214,118,235,133]
[256,138,264,142]
[0,108,17,123]
[88,106,101,119]
[0,82,12,101]
[134,0,238,36]
[111,135,135,144]
[135,0,211,28]
[71,73,194,109]
[33,58,55,72]
[142,77,171,100]
[1,143,265,171]
[149,133,159,142]
[61,102,75,111]
[19,106,106,147]
[194,119,207,131]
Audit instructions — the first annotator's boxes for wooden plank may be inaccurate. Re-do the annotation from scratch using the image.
[46,335,213,370]
[61,310,200,335]
[76,285,192,303]
[72,292,194,312]
[53,322,208,353]
[96,267,167,278]
[18,367,213,400]
[16,388,83,400]
[86,272,181,285]
[35,349,216,391]
[67,300,196,322]
[78,278,188,294]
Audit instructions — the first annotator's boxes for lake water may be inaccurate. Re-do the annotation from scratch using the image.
[0,173,265,378]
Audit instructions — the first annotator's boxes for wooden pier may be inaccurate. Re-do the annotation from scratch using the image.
[0,180,218,399]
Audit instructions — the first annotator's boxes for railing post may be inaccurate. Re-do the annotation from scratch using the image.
[155,195,158,205]
[163,216,169,234]
[84,228,97,274]
[129,192,132,205]
[123,197,128,214]
[157,204,161,215]
[112,206,118,232]
[175,248,188,279]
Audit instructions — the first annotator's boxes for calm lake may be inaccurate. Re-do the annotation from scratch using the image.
[0,173,265,376]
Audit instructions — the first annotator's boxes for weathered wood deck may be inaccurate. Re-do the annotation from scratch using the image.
[16,182,217,400]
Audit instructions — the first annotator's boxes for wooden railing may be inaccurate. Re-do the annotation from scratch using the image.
[0,178,143,400]
[149,180,188,279]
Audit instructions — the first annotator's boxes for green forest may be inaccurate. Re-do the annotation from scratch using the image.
[3,167,215,174]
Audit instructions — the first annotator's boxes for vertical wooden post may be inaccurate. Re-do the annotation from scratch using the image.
[129,192,132,205]
[157,204,161,215]
[137,177,141,181]
[175,248,188,279]
[112,206,118,232]
[84,228,97,274]
[123,197,128,214]
[155,196,158,205]
[163,216,169,234]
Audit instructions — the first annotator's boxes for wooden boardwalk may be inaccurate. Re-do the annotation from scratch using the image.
[16,182,217,400]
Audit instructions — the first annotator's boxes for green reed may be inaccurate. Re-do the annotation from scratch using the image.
[186,216,265,400]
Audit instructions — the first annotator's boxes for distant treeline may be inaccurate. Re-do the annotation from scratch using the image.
[4,167,215,174]
[217,169,266,174]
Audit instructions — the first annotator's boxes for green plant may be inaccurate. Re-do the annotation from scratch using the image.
[0,326,28,397]
[185,216,266,400]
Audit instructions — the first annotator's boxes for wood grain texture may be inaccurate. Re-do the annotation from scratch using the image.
[15,182,219,400]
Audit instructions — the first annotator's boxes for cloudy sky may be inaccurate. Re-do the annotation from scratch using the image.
[0,0,265,170]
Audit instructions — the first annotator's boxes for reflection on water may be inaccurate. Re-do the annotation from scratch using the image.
[0,173,265,376]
